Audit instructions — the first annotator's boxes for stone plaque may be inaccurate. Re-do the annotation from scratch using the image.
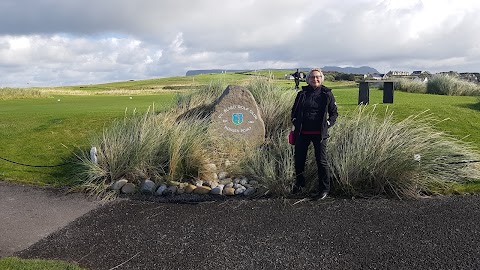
[211,85,265,144]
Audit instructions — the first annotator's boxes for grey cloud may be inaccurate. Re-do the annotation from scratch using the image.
[1,0,480,87]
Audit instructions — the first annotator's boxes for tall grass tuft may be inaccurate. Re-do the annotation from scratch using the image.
[173,80,225,113]
[77,108,165,199]
[395,79,427,93]
[427,75,480,96]
[0,87,46,100]
[238,129,296,196]
[328,105,480,198]
[246,76,295,139]
[77,107,212,199]
[164,113,211,181]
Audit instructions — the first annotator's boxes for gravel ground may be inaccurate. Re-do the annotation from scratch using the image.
[16,194,480,270]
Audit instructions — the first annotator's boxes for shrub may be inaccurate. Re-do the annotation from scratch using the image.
[324,73,335,82]
[334,73,356,81]
[328,106,480,198]
[427,75,480,96]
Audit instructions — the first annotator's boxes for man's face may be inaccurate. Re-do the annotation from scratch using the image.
[309,71,322,88]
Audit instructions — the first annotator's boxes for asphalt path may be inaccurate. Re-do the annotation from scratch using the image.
[0,181,99,257]
[13,191,480,270]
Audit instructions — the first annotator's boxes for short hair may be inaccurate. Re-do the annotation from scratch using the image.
[306,68,325,84]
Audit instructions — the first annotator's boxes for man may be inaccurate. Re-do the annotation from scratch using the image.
[292,69,301,89]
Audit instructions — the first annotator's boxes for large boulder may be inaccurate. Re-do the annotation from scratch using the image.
[210,85,265,145]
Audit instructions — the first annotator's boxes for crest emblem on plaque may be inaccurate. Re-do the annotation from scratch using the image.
[232,113,243,125]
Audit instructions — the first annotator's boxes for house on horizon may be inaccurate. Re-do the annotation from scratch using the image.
[438,71,459,77]
[411,70,432,77]
[386,70,410,76]
[459,72,480,83]
[364,73,387,80]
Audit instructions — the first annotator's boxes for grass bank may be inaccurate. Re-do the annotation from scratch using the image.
[0,257,85,270]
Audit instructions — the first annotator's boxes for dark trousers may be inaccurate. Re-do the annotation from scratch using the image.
[294,134,330,193]
[294,79,300,89]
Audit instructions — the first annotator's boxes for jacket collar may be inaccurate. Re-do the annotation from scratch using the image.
[301,85,329,93]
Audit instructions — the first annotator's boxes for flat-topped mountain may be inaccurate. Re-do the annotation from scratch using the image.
[186,66,379,76]
[322,66,379,74]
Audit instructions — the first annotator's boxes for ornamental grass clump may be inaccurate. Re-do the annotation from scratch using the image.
[78,108,165,199]
[328,105,480,198]
[246,76,294,139]
[427,75,480,96]
[77,108,213,199]
[395,78,427,93]
[237,129,296,196]
[172,79,225,114]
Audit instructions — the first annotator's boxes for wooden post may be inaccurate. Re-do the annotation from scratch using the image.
[358,82,369,105]
[383,81,394,103]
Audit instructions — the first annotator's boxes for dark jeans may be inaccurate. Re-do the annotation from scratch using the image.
[294,79,300,89]
[294,134,330,193]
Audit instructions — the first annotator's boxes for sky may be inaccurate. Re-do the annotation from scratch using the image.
[1,0,479,87]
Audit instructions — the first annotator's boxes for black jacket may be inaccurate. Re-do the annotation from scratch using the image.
[291,85,338,139]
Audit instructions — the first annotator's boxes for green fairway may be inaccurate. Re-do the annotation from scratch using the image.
[1,72,479,187]
[0,94,175,186]
[329,87,480,148]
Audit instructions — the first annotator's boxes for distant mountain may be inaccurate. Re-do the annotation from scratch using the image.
[186,66,378,76]
[186,69,249,76]
[321,66,379,74]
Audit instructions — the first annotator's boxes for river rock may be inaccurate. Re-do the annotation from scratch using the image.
[121,183,136,194]
[224,187,235,196]
[164,185,177,196]
[140,179,156,193]
[111,179,128,190]
[235,186,246,195]
[156,184,167,196]
[199,163,218,182]
[194,186,212,194]
[233,183,244,189]
[210,184,224,195]
[185,184,197,193]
